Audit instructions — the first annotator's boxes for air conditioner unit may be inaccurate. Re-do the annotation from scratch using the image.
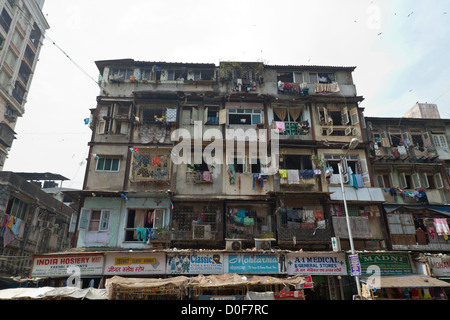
[192,224,212,240]
[225,239,243,250]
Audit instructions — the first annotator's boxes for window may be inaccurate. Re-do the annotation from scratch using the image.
[280,155,313,170]
[23,45,35,66]
[387,213,416,245]
[399,173,413,189]
[228,109,262,125]
[324,155,367,183]
[376,173,393,189]
[433,135,448,148]
[6,197,28,220]
[109,68,134,81]
[125,209,165,241]
[142,106,164,124]
[181,106,199,125]
[0,9,12,33]
[96,157,120,172]
[390,133,402,147]
[12,81,26,104]
[204,107,219,125]
[277,72,293,83]
[411,133,424,149]
[29,23,42,48]
[78,208,111,232]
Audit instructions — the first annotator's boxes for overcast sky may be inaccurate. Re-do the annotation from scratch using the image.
[3,0,450,189]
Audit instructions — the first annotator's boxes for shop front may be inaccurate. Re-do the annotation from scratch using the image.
[350,251,450,300]
[31,253,105,288]
[286,251,348,300]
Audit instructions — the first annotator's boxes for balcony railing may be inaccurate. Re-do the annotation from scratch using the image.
[275,121,311,136]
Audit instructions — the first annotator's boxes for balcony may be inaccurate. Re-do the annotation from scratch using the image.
[277,207,331,243]
[272,121,312,140]
[186,171,213,184]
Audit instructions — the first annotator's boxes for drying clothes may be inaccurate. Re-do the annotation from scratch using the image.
[152,157,161,166]
[10,217,21,236]
[228,164,236,184]
[202,171,211,182]
[136,228,148,243]
[278,169,287,178]
[355,174,364,188]
[273,121,286,133]
[3,228,14,247]
[397,145,407,155]
[7,216,14,229]
[298,170,315,179]
[287,170,299,184]
[434,218,450,236]
[165,108,177,122]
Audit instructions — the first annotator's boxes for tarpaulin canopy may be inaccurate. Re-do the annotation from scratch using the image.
[0,286,107,300]
[383,204,450,216]
[360,274,450,289]
[188,273,306,288]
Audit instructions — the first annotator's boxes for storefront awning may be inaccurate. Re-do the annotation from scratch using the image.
[383,204,450,216]
[360,274,450,289]
[329,187,385,202]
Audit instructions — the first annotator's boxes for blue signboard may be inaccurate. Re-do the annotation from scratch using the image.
[226,254,279,274]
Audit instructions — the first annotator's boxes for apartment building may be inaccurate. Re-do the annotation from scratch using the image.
[27,59,449,300]
[0,0,48,169]
[366,103,450,253]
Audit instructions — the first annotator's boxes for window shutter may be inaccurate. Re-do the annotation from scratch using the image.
[327,126,334,136]
[345,127,352,136]
[380,132,390,147]
[399,173,407,188]
[376,175,385,188]
[341,107,349,125]
[412,173,421,189]
[120,122,128,134]
[219,109,227,125]
[203,107,208,124]
[181,108,191,125]
[350,108,359,125]
[191,107,198,124]
[99,210,111,231]
[434,173,444,189]
[98,120,106,134]
[421,173,429,189]
[423,132,432,147]
[389,172,396,188]
[78,208,91,231]
[352,128,358,136]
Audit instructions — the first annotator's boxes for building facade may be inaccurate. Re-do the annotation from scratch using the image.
[0,172,77,284]
[0,0,49,169]
[30,59,450,300]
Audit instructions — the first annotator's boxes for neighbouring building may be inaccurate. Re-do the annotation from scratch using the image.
[0,171,77,287]
[0,0,49,169]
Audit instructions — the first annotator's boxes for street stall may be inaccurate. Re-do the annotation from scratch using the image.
[105,275,190,300]
[360,274,450,300]
[188,273,307,300]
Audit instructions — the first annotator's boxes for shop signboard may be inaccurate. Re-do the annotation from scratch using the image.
[428,256,450,277]
[226,254,279,274]
[104,252,165,275]
[286,252,347,275]
[348,254,361,276]
[167,253,224,274]
[353,252,412,275]
[31,254,104,277]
